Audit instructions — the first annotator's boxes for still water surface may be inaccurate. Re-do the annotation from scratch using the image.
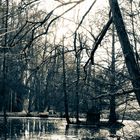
[0,117,140,140]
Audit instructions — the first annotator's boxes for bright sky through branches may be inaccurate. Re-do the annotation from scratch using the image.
[39,0,108,11]
[38,0,108,39]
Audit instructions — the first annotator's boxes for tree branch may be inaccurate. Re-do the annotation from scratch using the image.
[84,16,112,72]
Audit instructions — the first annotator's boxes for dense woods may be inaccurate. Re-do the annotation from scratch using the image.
[0,0,140,133]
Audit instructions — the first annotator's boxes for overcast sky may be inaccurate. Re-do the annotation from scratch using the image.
[39,0,108,11]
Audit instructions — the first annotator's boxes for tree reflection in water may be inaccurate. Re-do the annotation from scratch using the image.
[0,118,139,139]
[0,117,58,139]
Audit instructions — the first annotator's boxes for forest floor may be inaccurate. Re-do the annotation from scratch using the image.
[0,111,49,117]
[0,100,139,120]
[0,109,140,120]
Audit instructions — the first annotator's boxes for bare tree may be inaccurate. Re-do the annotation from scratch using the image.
[109,0,140,106]
[109,23,117,123]
[62,43,71,124]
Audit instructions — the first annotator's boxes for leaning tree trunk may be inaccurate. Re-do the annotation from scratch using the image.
[109,0,140,106]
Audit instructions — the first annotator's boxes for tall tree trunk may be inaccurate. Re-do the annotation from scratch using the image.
[109,23,117,123]
[74,34,81,124]
[1,0,9,136]
[62,45,71,124]
[109,0,140,106]
[75,54,80,123]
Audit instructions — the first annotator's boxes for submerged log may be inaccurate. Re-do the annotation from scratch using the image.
[38,112,49,118]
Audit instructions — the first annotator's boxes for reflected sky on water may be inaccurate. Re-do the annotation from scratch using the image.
[0,117,140,140]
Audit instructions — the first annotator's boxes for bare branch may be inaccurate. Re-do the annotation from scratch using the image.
[84,16,113,72]
[90,88,138,100]
[75,0,97,32]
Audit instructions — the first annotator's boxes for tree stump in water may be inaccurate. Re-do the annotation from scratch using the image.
[86,106,100,125]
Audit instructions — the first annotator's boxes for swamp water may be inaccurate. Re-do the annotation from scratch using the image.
[0,117,140,140]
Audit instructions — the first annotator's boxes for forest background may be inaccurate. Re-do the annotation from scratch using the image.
[0,0,140,125]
